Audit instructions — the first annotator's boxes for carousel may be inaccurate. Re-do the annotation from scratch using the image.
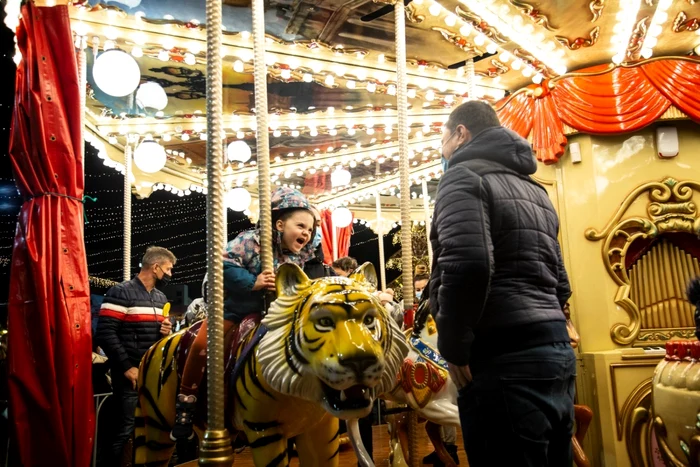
[3,0,700,466]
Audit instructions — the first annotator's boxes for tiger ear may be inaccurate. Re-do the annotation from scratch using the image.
[276,263,311,297]
[349,262,378,292]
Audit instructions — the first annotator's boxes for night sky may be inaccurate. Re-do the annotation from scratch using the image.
[0,4,402,316]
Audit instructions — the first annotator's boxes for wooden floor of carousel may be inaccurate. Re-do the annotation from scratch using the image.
[175,425,469,466]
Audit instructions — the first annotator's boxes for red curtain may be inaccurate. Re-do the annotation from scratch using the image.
[319,209,353,264]
[495,58,700,164]
[8,4,94,466]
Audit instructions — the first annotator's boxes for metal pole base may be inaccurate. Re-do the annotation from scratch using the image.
[199,429,234,466]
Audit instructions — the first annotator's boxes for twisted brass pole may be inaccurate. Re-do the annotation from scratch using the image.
[123,142,132,282]
[199,0,234,462]
[395,3,418,466]
[252,0,272,275]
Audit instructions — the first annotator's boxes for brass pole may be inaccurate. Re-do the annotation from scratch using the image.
[253,0,272,274]
[394,3,418,466]
[199,0,234,462]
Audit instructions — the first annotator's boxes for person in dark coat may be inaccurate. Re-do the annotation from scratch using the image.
[430,101,575,467]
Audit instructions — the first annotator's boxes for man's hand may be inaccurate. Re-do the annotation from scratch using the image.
[252,269,276,291]
[447,362,473,390]
[160,319,172,336]
[124,367,139,390]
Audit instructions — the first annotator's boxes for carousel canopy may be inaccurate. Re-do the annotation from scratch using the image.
[58,0,700,224]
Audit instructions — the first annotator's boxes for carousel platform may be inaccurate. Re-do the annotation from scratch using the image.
[175,425,469,466]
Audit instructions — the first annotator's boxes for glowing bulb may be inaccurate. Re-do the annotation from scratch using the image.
[429,4,441,16]
[325,75,335,86]
[486,42,497,54]
[474,35,486,46]
[459,24,472,36]
[303,73,313,82]
[445,15,457,27]
[366,82,377,93]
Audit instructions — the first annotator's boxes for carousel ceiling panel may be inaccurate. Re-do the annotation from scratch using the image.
[72,0,700,215]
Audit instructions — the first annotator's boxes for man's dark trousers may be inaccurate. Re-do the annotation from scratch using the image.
[458,342,576,467]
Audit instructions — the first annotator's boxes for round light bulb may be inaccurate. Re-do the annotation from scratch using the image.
[332,207,353,228]
[227,140,252,163]
[92,49,141,97]
[136,82,168,111]
[331,168,352,187]
[133,137,167,173]
[225,188,252,212]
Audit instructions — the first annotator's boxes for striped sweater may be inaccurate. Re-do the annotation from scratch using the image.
[95,276,168,373]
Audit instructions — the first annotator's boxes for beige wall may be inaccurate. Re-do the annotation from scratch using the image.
[534,120,700,466]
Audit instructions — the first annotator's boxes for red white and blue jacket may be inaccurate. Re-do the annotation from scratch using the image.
[95,276,168,373]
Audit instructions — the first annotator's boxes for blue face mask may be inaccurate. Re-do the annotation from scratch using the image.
[441,157,449,173]
[415,290,423,300]
[313,227,323,248]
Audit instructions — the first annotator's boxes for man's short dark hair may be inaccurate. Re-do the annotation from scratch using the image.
[445,100,501,136]
[142,246,177,269]
[414,273,430,283]
[332,256,358,273]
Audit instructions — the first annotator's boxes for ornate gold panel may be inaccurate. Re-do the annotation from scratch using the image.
[586,178,700,346]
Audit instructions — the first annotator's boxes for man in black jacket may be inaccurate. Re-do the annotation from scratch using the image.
[96,246,176,466]
[430,101,575,466]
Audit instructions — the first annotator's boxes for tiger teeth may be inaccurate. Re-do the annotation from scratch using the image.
[340,390,347,401]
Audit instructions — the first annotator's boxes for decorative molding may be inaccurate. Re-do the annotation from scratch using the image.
[589,0,605,22]
[508,0,558,31]
[673,11,700,33]
[585,178,700,345]
[431,28,482,55]
[627,16,650,60]
[556,26,600,50]
[455,6,509,44]
[512,48,554,77]
[610,367,655,440]
[635,328,697,347]
[474,59,509,78]
[405,2,426,24]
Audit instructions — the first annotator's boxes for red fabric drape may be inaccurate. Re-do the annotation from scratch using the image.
[9,4,94,466]
[320,209,333,265]
[495,58,700,164]
[319,209,353,264]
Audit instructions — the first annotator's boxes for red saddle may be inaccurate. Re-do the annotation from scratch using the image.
[175,314,261,432]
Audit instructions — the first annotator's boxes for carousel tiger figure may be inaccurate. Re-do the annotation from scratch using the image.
[134,262,408,467]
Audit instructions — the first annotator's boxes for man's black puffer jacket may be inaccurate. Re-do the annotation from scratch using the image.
[429,126,571,366]
[95,276,168,373]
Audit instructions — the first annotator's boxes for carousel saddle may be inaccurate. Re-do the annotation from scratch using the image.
[175,314,263,430]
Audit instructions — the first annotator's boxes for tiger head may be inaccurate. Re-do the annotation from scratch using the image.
[258,262,409,419]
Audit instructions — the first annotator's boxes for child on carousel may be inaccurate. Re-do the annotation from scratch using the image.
[171,186,318,441]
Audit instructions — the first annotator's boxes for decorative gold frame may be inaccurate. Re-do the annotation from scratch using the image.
[585,178,700,346]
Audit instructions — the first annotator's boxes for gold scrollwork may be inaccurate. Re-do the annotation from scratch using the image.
[673,11,700,33]
[628,407,652,467]
[508,0,558,31]
[585,178,700,345]
[512,48,554,77]
[637,329,697,346]
[589,0,605,22]
[475,59,509,78]
[556,26,600,50]
[406,2,426,24]
[431,28,481,55]
[455,6,509,44]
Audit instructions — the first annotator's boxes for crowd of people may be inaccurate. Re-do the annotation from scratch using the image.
[93,101,700,466]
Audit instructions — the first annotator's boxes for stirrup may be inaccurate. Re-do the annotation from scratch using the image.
[170,396,197,441]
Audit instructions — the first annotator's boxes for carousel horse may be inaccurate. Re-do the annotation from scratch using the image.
[133,262,408,467]
[381,296,593,467]
[381,296,461,467]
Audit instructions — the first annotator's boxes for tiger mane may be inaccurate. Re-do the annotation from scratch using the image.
[257,277,407,403]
